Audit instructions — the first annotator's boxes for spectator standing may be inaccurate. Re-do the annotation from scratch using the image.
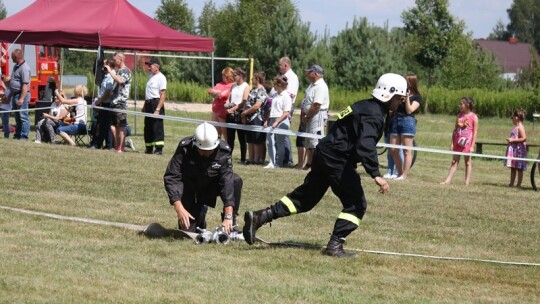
[54,85,88,146]
[279,57,299,167]
[300,64,329,171]
[1,76,12,139]
[89,58,115,149]
[241,71,268,165]
[243,73,406,257]
[505,109,527,188]
[225,67,249,164]
[143,57,167,155]
[164,122,243,233]
[105,52,131,153]
[264,75,292,169]
[389,73,421,180]
[9,49,31,140]
[209,67,235,140]
[440,97,478,185]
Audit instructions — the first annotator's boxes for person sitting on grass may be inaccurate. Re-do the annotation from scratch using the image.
[54,85,88,146]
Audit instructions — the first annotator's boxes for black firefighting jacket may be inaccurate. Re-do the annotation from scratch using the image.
[163,137,235,208]
[317,98,386,178]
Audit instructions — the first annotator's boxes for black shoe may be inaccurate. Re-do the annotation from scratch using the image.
[322,235,358,258]
[154,150,163,155]
[243,208,273,245]
[145,148,153,154]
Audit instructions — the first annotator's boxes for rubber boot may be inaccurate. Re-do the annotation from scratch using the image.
[243,208,273,245]
[322,235,358,258]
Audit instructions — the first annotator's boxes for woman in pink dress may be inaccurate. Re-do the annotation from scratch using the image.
[441,96,479,185]
[208,67,235,140]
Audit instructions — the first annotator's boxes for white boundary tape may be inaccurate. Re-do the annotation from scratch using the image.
[94,104,540,163]
[1,205,538,266]
[2,103,538,163]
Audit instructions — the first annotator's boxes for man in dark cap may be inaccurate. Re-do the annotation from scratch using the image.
[298,64,329,171]
[143,57,167,155]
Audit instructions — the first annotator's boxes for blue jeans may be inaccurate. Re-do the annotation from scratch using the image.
[385,132,403,175]
[1,111,10,138]
[389,115,416,137]
[11,92,31,140]
[266,118,290,167]
[57,122,87,135]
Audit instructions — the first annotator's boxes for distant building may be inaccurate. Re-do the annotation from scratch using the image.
[475,38,540,81]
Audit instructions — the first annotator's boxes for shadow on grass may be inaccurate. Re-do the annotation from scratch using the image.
[247,240,324,252]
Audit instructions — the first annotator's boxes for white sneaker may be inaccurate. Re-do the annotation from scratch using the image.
[390,174,398,179]
[394,176,405,180]
[125,138,136,151]
[263,163,275,169]
[383,173,392,179]
[33,140,41,144]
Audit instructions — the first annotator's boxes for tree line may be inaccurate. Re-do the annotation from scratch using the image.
[2,0,539,109]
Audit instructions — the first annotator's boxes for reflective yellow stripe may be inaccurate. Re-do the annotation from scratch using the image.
[280,196,297,214]
[337,106,352,119]
[146,141,165,146]
[338,212,360,226]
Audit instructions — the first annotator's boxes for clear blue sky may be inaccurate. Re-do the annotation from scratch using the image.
[5,0,513,39]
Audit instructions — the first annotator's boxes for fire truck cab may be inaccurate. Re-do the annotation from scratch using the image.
[0,44,60,107]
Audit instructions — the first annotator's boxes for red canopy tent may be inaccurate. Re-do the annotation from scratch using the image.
[0,0,214,52]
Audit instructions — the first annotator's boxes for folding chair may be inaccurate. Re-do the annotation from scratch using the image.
[73,123,91,146]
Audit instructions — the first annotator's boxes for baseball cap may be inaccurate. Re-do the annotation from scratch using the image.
[145,57,161,66]
[305,64,324,75]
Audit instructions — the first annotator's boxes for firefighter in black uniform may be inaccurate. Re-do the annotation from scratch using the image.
[243,73,408,257]
[164,122,242,234]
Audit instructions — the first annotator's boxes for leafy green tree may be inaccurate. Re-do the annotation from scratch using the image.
[155,0,211,84]
[438,34,501,90]
[516,48,540,90]
[155,0,195,34]
[507,0,540,51]
[255,2,316,78]
[0,0,6,19]
[401,0,464,111]
[209,0,316,81]
[488,19,512,41]
[298,30,335,86]
[331,18,406,91]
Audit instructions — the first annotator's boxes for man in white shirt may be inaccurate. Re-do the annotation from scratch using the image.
[143,57,167,155]
[300,64,329,170]
[279,56,299,167]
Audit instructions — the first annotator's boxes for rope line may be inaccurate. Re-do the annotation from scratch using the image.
[2,103,538,162]
[1,205,538,267]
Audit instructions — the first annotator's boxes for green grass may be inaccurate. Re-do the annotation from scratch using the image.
[0,110,539,303]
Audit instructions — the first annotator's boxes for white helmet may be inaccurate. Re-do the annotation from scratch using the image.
[371,73,407,102]
[194,122,220,150]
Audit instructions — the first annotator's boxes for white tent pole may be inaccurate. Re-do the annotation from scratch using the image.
[133,50,137,135]
[211,52,215,86]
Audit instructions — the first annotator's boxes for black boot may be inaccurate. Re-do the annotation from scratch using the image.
[145,146,153,154]
[243,208,273,245]
[322,235,358,258]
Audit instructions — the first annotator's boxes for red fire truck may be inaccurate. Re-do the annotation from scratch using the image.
[0,43,60,107]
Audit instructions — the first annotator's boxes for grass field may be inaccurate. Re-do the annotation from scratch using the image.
[0,109,539,303]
